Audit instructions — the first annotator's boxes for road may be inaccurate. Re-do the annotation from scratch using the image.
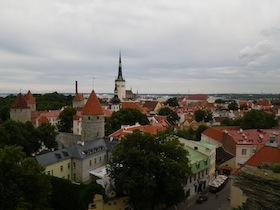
[170,181,230,210]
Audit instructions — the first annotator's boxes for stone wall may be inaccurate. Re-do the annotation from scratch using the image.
[234,166,280,210]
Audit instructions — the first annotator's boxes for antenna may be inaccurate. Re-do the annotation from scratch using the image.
[92,74,95,90]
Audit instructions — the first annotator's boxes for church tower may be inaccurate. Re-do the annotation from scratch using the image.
[115,52,126,100]
[81,90,104,141]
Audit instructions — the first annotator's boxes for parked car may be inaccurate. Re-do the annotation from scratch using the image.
[196,195,208,204]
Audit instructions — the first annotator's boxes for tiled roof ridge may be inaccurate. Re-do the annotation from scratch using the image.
[81,90,103,115]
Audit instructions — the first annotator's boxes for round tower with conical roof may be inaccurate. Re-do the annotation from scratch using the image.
[81,90,104,141]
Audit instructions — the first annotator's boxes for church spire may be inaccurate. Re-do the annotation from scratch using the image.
[116,51,125,81]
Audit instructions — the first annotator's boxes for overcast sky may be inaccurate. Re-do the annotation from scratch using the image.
[0,0,280,94]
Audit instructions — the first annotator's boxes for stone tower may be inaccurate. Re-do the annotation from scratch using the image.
[25,90,36,112]
[72,81,85,109]
[10,93,31,123]
[115,52,126,100]
[81,90,104,141]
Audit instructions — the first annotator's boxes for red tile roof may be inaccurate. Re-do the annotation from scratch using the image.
[38,115,49,123]
[81,90,103,115]
[42,110,61,118]
[232,146,280,176]
[226,129,279,145]
[11,93,29,109]
[25,90,36,104]
[73,93,84,101]
[121,102,144,113]
[109,124,165,140]
[202,126,240,143]
[186,94,209,101]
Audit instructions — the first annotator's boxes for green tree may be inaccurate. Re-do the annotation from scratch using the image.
[165,97,179,107]
[57,107,76,133]
[108,131,191,210]
[194,110,212,122]
[0,145,52,209]
[240,110,277,129]
[194,125,208,141]
[0,120,39,155]
[215,99,226,104]
[36,122,58,149]
[105,108,149,135]
[158,107,179,125]
[228,101,239,110]
[36,92,73,111]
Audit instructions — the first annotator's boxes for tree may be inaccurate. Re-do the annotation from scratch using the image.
[194,110,212,122]
[165,97,179,107]
[215,99,226,104]
[36,122,58,149]
[240,110,278,129]
[228,101,239,110]
[57,107,76,133]
[0,145,52,209]
[194,125,208,141]
[158,107,179,125]
[108,131,191,210]
[0,120,40,155]
[105,108,149,135]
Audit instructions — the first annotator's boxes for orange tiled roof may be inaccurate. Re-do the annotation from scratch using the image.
[38,115,49,123]
[109,124,165,139]
[232,146,280,176]
[255,100,271,106]
[25,90,36,104]
[121,102,144,112]
[81,90,103,115]
[11,93,29,109]
[73,93,84,101]
[202,126,240,143]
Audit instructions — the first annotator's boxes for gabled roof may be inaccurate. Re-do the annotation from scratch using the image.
[35,138,118,166]
[25,90,36,104]
[186,94,209,101]
[202,126,240,143]
[38,115,49,123]
[232,145,280,176]
[121,101,143,112]
[11,93,29,109]
[142,101,160,112]
[81,90,103,115]
[216,146,235,165]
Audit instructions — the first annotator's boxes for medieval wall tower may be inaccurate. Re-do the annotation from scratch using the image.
[81,90,104,141]
[10,93,31,123]
[115,52,126,100]
[72,81,85,109]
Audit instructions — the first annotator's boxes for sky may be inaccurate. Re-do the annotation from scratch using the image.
[0,0,280,94]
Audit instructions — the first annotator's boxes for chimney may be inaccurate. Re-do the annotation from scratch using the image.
[75,81,78,93]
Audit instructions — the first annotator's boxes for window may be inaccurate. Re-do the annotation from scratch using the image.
[99,157,102,162]
[241,148,247,155]
[47,171,50,175]
[67,174,70,179]
[89,160,92,166]
[68,163,70,169]
[91,204,96,209]
[94,158,96,164]
[73,162,76,169]
[60,165,63,172]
